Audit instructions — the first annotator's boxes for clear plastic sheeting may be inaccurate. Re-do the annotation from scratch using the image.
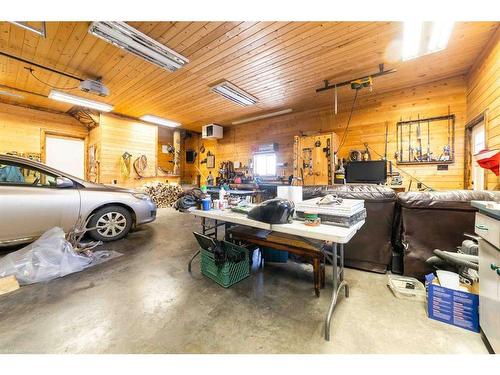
[0,227,121,285]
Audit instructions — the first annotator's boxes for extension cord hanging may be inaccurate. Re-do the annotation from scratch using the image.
[336,88,360,155]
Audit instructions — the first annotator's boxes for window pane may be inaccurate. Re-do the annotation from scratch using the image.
[253,153,276,176]
[0,162,57,187]
[266,153,276,176]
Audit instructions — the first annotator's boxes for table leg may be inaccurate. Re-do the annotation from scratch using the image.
[324,243,349,341]
[313,258,321,297]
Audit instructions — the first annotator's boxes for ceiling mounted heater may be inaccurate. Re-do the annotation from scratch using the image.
[88,22,189,72]
[210,81,258,106]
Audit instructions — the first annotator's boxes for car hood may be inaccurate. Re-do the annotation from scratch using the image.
[80,181,138,194]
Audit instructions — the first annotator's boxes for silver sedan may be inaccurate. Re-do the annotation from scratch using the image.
[0,154,157,246]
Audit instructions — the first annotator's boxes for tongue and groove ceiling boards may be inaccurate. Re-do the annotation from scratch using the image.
[0,21,498,130]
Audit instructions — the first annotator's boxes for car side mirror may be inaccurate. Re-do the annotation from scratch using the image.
[56,176,74,188]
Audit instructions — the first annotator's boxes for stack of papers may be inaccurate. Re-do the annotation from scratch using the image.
[294,197,366,227]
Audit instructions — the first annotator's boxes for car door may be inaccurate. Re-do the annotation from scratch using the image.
[0,159,81,245]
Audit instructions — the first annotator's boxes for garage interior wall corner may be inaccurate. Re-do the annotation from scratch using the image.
[466,27,500,190]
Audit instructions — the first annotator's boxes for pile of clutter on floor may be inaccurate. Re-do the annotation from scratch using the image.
[142,182,184,208]
[0,218,121,296]
[173,187,204,211]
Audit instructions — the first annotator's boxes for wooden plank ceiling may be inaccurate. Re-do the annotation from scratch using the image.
[0,21,498,130]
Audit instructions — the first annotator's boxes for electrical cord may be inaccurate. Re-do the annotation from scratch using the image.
[27,68,79,90]
[363,142,434,191]
[336,88,359,154]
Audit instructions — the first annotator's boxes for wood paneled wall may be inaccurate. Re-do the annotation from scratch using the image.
[215,76,467,191]
[0,102,87,155]
[97,114,180,187]
[467,28,500,190]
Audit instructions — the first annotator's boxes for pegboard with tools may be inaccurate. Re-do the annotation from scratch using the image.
[293,132,338,185]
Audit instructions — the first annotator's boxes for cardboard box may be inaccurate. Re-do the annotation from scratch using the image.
[426,274,479,333]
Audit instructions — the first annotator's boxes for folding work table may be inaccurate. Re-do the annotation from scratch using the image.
[188,208,364,341]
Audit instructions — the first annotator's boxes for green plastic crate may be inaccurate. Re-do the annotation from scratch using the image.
[200,241,250,288]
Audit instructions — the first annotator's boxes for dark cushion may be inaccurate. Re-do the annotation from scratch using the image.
[302,184,396,273]
[398,190,500,210]
[302,184,397,202]
[397,190,500,279]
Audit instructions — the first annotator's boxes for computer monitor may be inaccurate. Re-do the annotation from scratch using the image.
[345,160,387,184]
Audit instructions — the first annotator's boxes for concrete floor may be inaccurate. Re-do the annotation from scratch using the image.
[0,208,488,354]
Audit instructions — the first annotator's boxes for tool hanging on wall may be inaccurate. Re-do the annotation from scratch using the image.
[120,152,132,178]
[440,105,452,162]
[408,118,413,163]
[302,148,313,176]
[133,155,148,179]
[397,113,455,164]
[426,119,430,161]
[384,121,389,160]
[400,116,403,161]
[415,115,423,162]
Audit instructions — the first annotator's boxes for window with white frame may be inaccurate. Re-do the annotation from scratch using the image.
[253,152,276,177]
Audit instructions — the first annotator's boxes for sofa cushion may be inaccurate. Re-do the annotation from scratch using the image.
[302,184,397,202]
[398,190,500,211]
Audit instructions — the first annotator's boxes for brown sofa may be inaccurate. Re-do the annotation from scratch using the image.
[395,190,500,279]
[302,184,397,273]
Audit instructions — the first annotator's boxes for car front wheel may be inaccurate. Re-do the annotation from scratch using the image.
[88,206,133,242]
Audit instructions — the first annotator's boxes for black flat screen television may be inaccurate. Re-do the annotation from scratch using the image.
[345,160,387,184]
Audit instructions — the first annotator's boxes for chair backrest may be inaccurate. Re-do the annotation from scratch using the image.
[193,232,218,252]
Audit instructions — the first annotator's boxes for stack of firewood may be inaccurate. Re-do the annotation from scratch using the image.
[142,182,184,208]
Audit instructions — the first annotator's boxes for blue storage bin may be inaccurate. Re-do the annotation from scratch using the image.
[262,247,288,263]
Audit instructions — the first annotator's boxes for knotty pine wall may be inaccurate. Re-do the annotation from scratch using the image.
[0,102,88,156]
[467,28,500,190]
[96,114,180,187]
[216,76,468,191]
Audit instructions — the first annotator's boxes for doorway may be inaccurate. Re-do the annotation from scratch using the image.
[464,113,487,190]
[471,122,486,190]
[45,135,85,179]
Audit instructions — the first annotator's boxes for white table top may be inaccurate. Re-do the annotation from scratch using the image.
[190,209,364,243]
[271,220,364,244]
[190,209,272,230]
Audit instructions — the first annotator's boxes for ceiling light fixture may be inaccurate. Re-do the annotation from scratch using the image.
[232,109,293,125]
[211,81,258,107]
[428,21,455,53]
[402,21,423,61]
[140,115,181,127]
[0,90,24,99]
[48,90,114,112]
[88,22,189,72]
[402,21,455,61]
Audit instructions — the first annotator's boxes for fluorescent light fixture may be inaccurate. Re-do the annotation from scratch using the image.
[48,90,114,112]
[140,114,180,127]
[232,109,292,125]
[0,90,24,99]
[211,81,258,106]
[402,21,423,61]
[428,21,454,53]
[89,22,189,72]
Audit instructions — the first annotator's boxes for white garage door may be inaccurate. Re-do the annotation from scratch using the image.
[45,135,85,179]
